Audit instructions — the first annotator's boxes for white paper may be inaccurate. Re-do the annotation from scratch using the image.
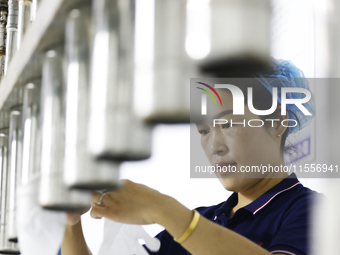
[16,175,66,255]
[98,218,161,255]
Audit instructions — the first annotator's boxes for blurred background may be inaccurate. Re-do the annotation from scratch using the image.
[82,0,336,253]
[0,0,338,254]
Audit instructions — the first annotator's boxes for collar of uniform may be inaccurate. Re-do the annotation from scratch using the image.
[213,192,238,218]
[244,173,301,215]
[213,173,301,218]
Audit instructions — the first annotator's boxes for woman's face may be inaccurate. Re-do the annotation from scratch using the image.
[196,89,284,192]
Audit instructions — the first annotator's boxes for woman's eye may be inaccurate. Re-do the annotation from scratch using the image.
[198,130,209,135]
[221,123,231,129]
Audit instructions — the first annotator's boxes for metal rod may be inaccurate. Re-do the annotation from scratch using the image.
[133,0,196,123]
[20,80,40,185]
[88,0,152,161]
[30,0,38,21]
[0,110,19,253]
[63,6,120,190]
[6,107,22,243]
[39,46,90,211]
[4,0,18,74]
[197,0,272,76]
[0,1,7,80]
[17,0,31,49]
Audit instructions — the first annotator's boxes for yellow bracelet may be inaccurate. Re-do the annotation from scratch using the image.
[174,210,200,244]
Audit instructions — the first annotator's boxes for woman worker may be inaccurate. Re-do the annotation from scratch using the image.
[61,59,320,255]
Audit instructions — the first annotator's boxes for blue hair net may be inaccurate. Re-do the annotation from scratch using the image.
[253,58,315,136]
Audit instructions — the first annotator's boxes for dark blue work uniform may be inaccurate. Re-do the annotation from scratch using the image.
[144,173,321,255]
[58,173,320,255]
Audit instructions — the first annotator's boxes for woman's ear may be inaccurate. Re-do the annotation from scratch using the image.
[274,105,288,137]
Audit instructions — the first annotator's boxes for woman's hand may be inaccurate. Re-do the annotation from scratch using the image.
[66,207,91,226]
[66,212,82,226]
[90,179,171,225]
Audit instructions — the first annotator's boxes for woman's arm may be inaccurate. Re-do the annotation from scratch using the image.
[156,196,276,255]
[61,216,92,255]
[90,180,285,255]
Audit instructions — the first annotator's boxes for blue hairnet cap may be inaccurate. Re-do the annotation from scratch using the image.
[253,58,315,136]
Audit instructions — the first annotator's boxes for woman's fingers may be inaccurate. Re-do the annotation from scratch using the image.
[90,192,117,219]
[91,192,101,206]
[66,212,82,226]
[88,179,166,225]
[65,206,91,225]
[90,204,107,219]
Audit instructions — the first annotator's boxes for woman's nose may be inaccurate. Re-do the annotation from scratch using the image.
[209,129,228,155]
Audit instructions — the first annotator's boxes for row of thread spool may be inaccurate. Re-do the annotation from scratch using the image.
[0,0,273,253]
[0,1,39,253]
[0,0,39,79]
